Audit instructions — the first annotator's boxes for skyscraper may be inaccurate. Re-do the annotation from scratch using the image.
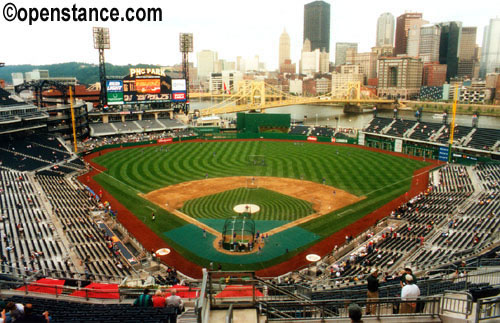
[335,42,357,66]
[376,13,395,47]
[457,27,478,78]
[279,29,291,68]
[419,25,441,63]
[395,12,423,56]
[303,1,331,53]
[406,18,429,57]
[480,18,500,78]
[197,50,219,78]
[438,21,462,80]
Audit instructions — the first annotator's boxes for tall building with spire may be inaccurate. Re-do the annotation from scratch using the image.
[376,13,395,47]
[279,29,291,68]
[303,1,330,53]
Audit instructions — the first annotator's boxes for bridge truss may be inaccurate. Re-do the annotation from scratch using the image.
[198,81,394,116]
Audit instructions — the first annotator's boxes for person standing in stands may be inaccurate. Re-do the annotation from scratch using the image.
[133,288,153,307]
[366,268,379,315]
[166,289,183,323]
[400,267,417,287]
[400,275,420,313]
[152,289,166,308]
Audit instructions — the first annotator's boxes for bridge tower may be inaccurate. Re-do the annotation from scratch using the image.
[250,81,266,107]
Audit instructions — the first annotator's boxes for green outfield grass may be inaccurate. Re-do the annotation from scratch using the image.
[92,140,429,270]
[180,187,314,221]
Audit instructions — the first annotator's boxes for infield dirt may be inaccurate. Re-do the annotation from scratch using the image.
[142,176,363,235]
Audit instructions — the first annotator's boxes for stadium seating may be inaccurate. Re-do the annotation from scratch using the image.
[2,295,176,323]
[0,88,23,106]
[35,175,133,280]
[436,125,472,144]
[288,125,310,135]
[475,164,500,191]
[364,117,393,134]
[0,170,70,276]
[364,116,499,152]
[89,123,116,137]
[408,122,444,141]
[310,126,334,137]
[467,128,500,151]
[385,119,417,137]
[134,120,166,132]
[0,135,72,172]
[111,122,142,134]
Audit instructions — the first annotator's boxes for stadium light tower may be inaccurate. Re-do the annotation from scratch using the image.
[93,27,110,108]
[179,33,193,114]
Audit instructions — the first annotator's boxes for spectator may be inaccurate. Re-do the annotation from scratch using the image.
[14,304,49,323]
[152,289,166,308]
[366,268,379,315]
[4,302,24,322]
[400,267,417,287]
[400,275,420,313]
[348,303,363,322]
[166,289,183,323]
[133,288,153,307]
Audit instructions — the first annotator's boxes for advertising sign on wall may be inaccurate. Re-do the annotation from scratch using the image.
[106,80,124,105]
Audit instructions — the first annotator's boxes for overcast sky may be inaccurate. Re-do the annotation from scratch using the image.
[1,0,499,70]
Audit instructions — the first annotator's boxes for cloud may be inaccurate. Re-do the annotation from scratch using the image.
[1,0,498,69]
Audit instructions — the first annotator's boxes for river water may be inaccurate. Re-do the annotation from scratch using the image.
[191,101,500,130]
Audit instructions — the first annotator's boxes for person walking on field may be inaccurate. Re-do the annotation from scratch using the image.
[152,212,155,221]
[366,268,379,315]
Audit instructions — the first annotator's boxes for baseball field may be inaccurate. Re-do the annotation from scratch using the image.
[88,140,430,274]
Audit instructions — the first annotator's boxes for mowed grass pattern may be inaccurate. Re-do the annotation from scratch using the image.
[92,140,429,269]
[93,141,425,197]
[180,188,314,221]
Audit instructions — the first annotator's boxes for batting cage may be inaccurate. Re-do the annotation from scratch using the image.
[222,214,256,252]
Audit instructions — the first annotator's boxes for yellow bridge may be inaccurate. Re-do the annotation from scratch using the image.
[191,81,395,116]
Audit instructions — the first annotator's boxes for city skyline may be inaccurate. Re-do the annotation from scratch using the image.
[0,0,498,70]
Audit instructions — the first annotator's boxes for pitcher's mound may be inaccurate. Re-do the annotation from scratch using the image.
[233,204,260,214]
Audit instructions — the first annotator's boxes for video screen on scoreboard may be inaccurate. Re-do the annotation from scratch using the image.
[122,74,173,104]
[136,78,161,94]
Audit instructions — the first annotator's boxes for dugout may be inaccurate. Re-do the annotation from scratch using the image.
[236,113,291,133]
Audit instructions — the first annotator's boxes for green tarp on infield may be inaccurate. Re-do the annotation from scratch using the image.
[197,219,289,233]
[163,224,320,264]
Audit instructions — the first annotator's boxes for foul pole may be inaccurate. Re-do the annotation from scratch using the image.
[69,87,78,153]
[448,86,458,162]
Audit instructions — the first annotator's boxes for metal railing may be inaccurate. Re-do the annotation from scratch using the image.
[260,296,441,321]
[1,264,129,285]
[225,304,234,323]
[476,295,500,321]
[441,291,473,318]
[0,277,202,303]
[195,268,210,323]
